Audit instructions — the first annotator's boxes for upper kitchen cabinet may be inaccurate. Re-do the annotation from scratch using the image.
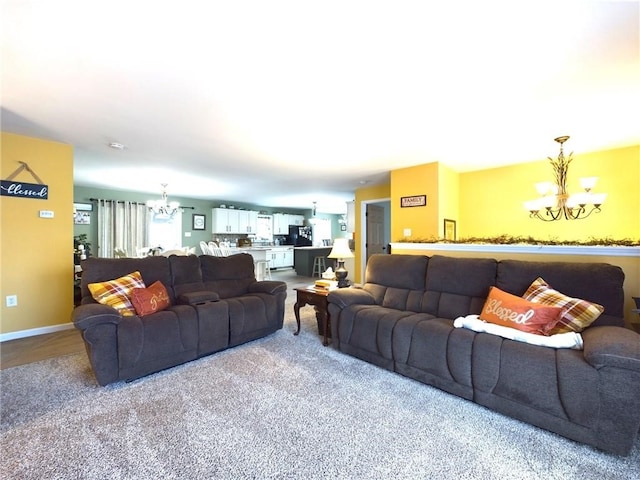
[212,208,258,234]
[289,214,305,226]
[273,213,289,235]
[238,210,258,234]
[273,213,305,235]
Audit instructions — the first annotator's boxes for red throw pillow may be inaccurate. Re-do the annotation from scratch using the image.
[130,281,171,317]
[479,286,562,335]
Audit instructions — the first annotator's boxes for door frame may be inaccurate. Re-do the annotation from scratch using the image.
[358,197,391,282]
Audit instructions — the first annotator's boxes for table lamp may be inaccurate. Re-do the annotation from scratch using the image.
[327,238,354,288]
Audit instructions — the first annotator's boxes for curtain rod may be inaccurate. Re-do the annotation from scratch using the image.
[88,198,195,209]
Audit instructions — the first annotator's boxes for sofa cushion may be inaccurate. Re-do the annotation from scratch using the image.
[422,255,497,318]
[130,280,171,317]
[479,286,562,335]
[169,254,206,299]
[523,277,604,334]
[88,271,145,316]
[81,256,171,304]
[200,253,256,298]
[496,260,624,326]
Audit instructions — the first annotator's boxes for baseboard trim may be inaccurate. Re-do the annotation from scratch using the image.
[0,323,75,343]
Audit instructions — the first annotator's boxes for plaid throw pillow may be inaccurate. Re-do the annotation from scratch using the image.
[523,277,604,334]
[88,271,146,316]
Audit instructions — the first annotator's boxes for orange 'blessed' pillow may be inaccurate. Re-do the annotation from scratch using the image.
[479,287,562,335]
[130,280,171,317]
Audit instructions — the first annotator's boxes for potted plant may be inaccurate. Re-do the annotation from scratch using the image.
[74,234,92,265]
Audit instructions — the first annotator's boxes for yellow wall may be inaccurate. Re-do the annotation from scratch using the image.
[438,164,459,237]
[1,132,74,336]
[382,144,639,243]
[390,162,439,241]
[459,145,640,240]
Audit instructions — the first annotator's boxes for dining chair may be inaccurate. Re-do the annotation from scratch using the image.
[208,242,223,256]
[200,241,211,255]
[218,241,232,256]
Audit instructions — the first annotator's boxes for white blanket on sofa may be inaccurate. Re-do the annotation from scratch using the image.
[453,314,584,350]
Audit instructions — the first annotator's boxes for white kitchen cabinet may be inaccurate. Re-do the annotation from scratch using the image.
[273,213,305,235]
[213,208,259,234]
[266,247,294,269]
[212,208,237,233]
[272,213,289,235]
[238,210,258,234]
[289,214,305,226]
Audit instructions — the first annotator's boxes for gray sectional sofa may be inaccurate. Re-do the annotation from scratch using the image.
[72,253,287,386]
[327,254,640,455]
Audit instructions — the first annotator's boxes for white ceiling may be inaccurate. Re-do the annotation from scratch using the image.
[2,1,639,214]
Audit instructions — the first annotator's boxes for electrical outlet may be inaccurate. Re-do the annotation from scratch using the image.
[184,232,192,237]
[6,295,18,307]
[39,210,54,218]
[403,228,412,237]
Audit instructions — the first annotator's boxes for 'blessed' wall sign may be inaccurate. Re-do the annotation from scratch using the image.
[1,161,49,200]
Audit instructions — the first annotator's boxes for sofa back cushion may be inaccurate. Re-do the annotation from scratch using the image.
[496,259,625,327]
[200,253,256,298]
[422,255,498,318]
[363,254,428,311]
[168,255,205,300]
[80,256,171,304]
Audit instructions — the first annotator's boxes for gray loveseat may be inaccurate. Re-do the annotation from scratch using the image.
[72,253,286,386]
[327,254,640,455]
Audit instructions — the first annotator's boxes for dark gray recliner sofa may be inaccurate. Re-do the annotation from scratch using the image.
[72,253,286,386]
[327,254,640,455]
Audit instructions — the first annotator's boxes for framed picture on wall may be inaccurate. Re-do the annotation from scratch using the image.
[444,219,456,241]
[192,214,206,231]
[74,211,91,225]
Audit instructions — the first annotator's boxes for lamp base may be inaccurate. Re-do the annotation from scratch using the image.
[335,261,350,288]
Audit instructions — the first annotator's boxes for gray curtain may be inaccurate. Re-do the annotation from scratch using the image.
[97,200,149,257]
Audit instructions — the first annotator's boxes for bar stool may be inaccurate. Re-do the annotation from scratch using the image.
[255,260,272,281]
[312,256,326,278]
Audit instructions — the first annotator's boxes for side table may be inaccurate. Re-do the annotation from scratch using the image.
[293,287,332,346]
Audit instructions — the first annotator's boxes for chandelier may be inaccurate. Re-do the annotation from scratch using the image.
[524,136,607,221]
[147,183,181,219]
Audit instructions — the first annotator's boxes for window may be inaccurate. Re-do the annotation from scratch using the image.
[147,213,183,251]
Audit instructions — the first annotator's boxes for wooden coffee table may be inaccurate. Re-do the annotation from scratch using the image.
[293,287,332,346]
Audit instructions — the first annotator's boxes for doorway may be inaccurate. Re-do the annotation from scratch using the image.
[358,198,391,281]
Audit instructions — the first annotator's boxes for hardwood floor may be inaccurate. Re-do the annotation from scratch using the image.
[0,269,317,370]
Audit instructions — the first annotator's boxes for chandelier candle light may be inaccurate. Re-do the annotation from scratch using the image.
[524,136,606,221]
[328,238,354,288]
[147,183,181,219]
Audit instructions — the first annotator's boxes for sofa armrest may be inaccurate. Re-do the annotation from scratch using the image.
[177,291,220,305]
[582,326,640,371]
[328,288,376,309]
[249,281,287,295]
[72,303,122,331]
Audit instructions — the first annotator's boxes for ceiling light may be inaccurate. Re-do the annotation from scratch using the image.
[147,183,181,219]
[524,136,606,221]
[108,142,125,150]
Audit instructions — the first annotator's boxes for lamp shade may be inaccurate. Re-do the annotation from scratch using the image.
[328,238,354,259]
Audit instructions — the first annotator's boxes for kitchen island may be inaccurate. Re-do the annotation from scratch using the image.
[230,246,295,271]
[294,246,333,277]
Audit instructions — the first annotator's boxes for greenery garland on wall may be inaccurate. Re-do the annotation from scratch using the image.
[397,235,640,247]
